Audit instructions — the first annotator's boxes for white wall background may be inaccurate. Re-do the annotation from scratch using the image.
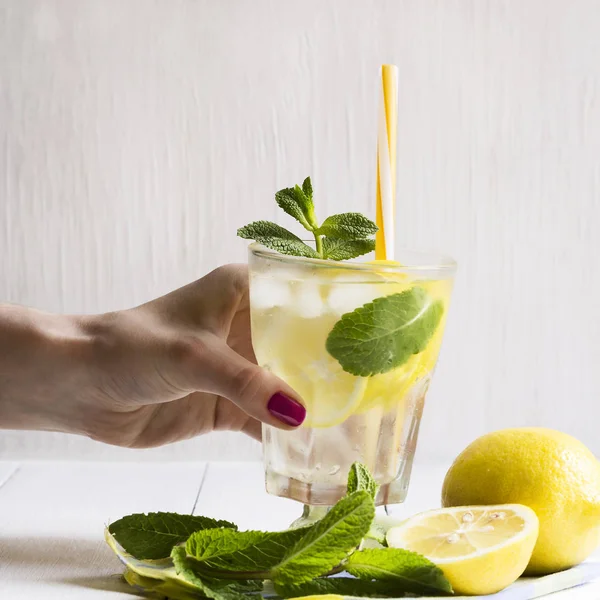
[1,0,599,462]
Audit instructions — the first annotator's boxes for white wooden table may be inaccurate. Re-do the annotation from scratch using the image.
[0,461,599,599]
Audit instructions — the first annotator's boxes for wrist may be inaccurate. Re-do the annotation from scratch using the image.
[0,305,92,434]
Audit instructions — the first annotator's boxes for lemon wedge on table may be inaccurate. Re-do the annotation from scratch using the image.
[386,504,539,596]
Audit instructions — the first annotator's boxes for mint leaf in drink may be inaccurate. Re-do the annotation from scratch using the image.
[326,287,444,376]
[271,490,375,585]
[275,577,411,598]
[346,548,452,596]
[186,527,308,573]
[275,184,317,231]
[108,513,236,560]
[172,547,260,600]
[318,213,379,240]
[322,237,376,260]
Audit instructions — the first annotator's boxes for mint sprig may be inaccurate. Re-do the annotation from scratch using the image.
[237,177,378,260]
[106,464,451,599]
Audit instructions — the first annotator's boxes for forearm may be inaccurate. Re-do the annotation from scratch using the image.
[0,304,91,433]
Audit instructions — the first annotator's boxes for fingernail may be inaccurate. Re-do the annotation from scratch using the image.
[267,393,306,427]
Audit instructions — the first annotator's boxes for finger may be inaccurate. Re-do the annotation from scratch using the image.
[241,418,262,441]
[173,335,306,430]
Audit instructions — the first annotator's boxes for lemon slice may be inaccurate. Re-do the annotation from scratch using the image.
[272,358,367,428]
[386,505,539,596]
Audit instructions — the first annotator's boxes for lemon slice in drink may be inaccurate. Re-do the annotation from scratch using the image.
[387,505,539,596]
[271,358,367,428]
[266,314,367,428]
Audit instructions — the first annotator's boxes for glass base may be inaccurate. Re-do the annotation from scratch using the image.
[266,452,415,506]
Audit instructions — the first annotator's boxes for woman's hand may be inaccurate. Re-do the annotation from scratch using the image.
[0,265,305,447]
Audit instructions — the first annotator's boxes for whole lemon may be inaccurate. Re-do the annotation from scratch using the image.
[441,428,600,574]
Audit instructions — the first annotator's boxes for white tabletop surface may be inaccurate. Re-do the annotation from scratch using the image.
[0,460,599,599]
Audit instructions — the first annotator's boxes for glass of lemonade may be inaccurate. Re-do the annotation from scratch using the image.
[249,243,456,506]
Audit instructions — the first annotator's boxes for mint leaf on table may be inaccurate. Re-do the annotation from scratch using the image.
[275,576,413,598]
[271,490,375,585]
[186,527,308,574]
[346,548,452,596]
[108,513,236,560]
[172,547,260,600]
[347,462,379,501]
[318,213,379,240]
[322,237,376,260]
[326,287,444,376]
[275,183,317,231]
[123,568,206,600]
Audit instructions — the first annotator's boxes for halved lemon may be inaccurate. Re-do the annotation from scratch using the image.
[386,505,539,596]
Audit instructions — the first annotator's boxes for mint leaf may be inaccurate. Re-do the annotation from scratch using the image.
[186,527,308,573]
[275,183,317,231]
[322,237,376,260]
[346,548,452,596]
[302,176,313,201]
[347,462,379,501]
[123,568,202,600]
[326,287,444,376]
[108,513,236,560]
[271,490,375,585]
[275,577,412,598]
[172,547,260,600]
[257,237,320,258]
[237,220,319,258]
[237,220,301,241]
[318,213,379,240]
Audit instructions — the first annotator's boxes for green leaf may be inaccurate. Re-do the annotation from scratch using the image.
[108,513,236,560]
[322,237,376,261]
[256,237,320,258]
[302,176,313,200]
[237,220,319,258]
[123,568,208,600]
[186,527,308,573]
[172,547,262,600]
[347,463,379,501]
[275,576,414,598]
[271,490,375,585]
[326,287,444,376]
[275,182,317,231]
[237,220,301,241]
[346,548,452,596]
[106,527,259,599]
[317,213,379,240]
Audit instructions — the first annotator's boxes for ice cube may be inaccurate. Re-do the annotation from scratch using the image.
[326,282,382,315]
[250,276,292,310]
[291,281,325,318]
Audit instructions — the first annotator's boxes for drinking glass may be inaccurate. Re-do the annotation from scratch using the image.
[248,244,456,507]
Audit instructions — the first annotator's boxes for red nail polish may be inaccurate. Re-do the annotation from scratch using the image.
[267,393,306,427]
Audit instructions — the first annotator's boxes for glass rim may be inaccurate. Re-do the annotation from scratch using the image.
[249,242,457,275]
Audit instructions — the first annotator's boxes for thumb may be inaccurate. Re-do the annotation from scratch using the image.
[176,336,306,429]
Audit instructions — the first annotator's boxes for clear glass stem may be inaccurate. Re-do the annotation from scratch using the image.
[289,503,331,529]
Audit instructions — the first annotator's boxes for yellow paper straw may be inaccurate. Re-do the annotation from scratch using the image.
[375,64,398,261]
